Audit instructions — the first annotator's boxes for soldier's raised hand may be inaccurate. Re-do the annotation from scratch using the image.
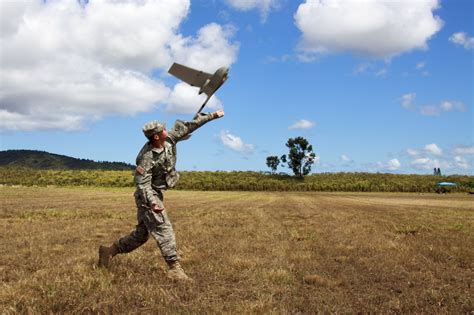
[213,110,224,119]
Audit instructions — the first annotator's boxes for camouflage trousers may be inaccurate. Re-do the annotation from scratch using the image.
[115,190,179,263]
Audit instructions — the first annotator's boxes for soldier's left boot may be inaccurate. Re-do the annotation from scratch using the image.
[166,261,194,283]
[98,243,118,268]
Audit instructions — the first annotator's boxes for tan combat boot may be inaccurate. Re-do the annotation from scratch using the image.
[98,244,118,268]
[167,261,194,283]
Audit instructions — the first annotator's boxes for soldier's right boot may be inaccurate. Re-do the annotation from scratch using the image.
[166,261,194,283]
[98,243,118,268]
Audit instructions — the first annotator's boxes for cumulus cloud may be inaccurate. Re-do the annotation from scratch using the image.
[407,149,419,157]
[454,156,471,170]
[170,23,239,73]
[440,101,466,112]
[400,93,466,116]
[219,130,254,154]
[288,119,315,130]
[377,158,401,171]
[340,154,352,162]
[415,61,429,76]
[453,145,474,155]
[406,144,472,173]
[387,159,401,170]
[265,54,292,63]
[352,62,388,77]
[294,0,443,59]
[353,63,372,75]
[165,83,223,114]
[400,93,416,109]
[416,62,426,70]
[420,105,439,116]
[424,143,443,156]
[340,154,354,167]
[449,32,474,50]
[375,68,387,78]
[0,109,86,132]
[410,157,450,170]
[226,0,280,22]
[410,157,433,170]
[0,1,239,131]
[419,100,465,116]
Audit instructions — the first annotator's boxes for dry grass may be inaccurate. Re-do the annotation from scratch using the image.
[1,187,473,313]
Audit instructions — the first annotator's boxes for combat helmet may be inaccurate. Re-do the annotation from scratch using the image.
[142,120,166,138]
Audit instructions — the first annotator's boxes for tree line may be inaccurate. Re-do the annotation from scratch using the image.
[1,168,472,193]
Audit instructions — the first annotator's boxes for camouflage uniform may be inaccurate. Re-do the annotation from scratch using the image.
[114,112,217,263]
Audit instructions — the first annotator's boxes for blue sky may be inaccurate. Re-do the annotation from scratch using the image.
[1,0,473,174]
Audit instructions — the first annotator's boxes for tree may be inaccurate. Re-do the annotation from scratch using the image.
[266,156,280,174]
[281,136,316,177]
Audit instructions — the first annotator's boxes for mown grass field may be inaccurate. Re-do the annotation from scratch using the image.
[1,186,473,313]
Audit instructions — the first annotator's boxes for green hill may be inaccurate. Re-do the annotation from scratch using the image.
[0,150,134,170]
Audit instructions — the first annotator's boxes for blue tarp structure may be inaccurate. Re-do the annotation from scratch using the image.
[436,182,457,187]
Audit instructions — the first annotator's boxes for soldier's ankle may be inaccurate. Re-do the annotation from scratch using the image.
[167,260,180,268]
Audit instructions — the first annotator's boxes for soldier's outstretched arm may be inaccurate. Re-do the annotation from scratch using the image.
[168,110,224,143]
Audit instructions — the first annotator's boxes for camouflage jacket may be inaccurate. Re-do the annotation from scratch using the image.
[134,112,215,206]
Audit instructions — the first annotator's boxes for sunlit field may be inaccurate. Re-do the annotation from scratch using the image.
[1,186,473,313]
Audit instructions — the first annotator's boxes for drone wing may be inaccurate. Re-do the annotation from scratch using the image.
[168,63,212,88]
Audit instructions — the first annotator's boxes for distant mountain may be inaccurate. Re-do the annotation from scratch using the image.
[0,150,134,170]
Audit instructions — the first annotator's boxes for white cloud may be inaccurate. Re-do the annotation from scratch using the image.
[353,62,388,77]
[440,101,466,112]
[400,93,416,109]
[400,93,466,116]
[288,119,315,130]
[453,145,474,155]
[407,149,419,157]
[454,156,471,170]
[416,62,426,70]
[424,143,443,156]
[353,63,372,74]
[387,159,401,170]
[226,0,280,22]
[375,68,387,78]
[440,101,453,111]
[410,157,450,170]
[219,130,254,154]
[340,154,351,162]
[170,23,239,73]
[419,100,466,116]
[420,105,439,116]
[410,158,431,170]
[406,145,473,173]
[449,32,474,50]
[296,52,320,63]
[265,54,291,63]
[294,0,443,59]
[377,158,401,171]
[0,109,85,132]
[415,61,429,76]
[0,1,239,131]
[165,83,223,114]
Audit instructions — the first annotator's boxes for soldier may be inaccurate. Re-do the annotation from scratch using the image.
[98,110,224,282]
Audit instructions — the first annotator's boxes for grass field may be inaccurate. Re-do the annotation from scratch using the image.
[1,186,473,313]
